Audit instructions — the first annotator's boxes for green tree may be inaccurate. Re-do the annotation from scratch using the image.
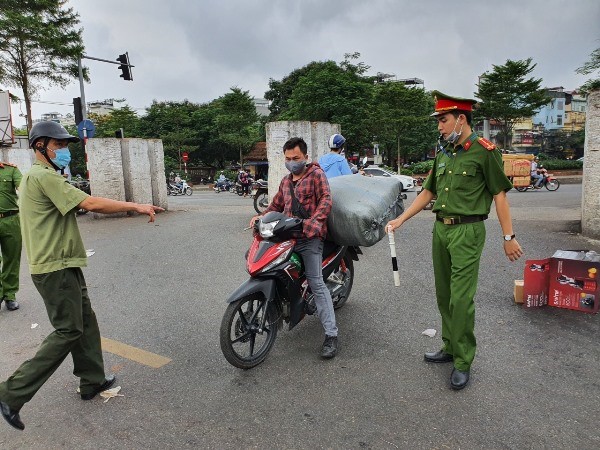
[275,60,373,148]
[0,0,85,130]
[138,100,205,171]
[475,58,549,149]
[89,105,140,138]
[576,47,600,95]
[213,87,260,166]
[369,83,437,167]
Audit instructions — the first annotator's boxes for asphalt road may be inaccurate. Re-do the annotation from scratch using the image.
[1,184,599,449]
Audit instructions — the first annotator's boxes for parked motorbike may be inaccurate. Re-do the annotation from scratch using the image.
[70,176,91,215]
[514,173,560,192]
[200,176,212,185]
[167,180,193,196]
[219,212,361,369]
[251,179,269,214]
[416,176,435,210]
[213,179,234,193]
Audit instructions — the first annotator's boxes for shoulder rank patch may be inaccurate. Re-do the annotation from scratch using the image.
[0,161,17,168]
[477,138,496,151]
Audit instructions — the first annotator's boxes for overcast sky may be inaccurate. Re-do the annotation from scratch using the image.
[8,0,600,127]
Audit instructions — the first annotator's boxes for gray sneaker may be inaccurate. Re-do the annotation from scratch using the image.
[321,335,338,359]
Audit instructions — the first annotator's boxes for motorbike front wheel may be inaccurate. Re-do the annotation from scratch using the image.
[220,295,278,369]
[253,190,269,214]
[545,179,560,191]
[185,187,193,195]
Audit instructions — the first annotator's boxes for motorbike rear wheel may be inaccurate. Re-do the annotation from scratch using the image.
[220,295,278,369]
[331,254,354,310]
[515,186,529,192]
[545,179,560,191]
[253,190,269,214]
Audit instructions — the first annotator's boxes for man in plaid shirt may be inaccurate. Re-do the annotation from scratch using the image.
[251,137,338,358]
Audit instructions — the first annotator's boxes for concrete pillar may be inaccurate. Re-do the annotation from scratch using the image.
[120,138,153,205]
[581,89,600,238]
[266,121,340,196]
[1,147,35,174]
[147,139,168,210]
[86,138,127,218]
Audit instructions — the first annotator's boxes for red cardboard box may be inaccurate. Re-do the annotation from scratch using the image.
[523,251,600,314]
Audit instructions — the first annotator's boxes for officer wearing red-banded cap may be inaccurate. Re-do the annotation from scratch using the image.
[387,90,523,391]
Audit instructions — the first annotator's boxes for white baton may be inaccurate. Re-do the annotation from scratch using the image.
[387,229,401,287]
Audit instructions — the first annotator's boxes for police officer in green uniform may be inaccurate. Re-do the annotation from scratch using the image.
[387,91,523,390]
[0,160,22,311]
[0,121,164,431]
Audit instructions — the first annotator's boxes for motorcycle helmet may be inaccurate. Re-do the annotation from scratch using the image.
[29,121,79,148]
[328,134,346,150]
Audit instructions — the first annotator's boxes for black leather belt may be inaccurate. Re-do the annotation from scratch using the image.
[436,214,487,225]
[0,210,18,219]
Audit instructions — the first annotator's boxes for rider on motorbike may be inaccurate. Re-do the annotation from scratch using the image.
[319,134,353,179]
[531,157,544,189]
[250,137,339,359]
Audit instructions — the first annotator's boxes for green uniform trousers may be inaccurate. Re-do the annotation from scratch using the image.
[432,220,486,372]
[0,268,106,410]
[0,214,21,301]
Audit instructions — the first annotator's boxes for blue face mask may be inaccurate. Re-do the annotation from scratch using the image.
[51,147,72,169]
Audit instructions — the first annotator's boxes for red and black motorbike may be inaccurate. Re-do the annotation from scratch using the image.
[514,171,560,192]
[219,212,361,369]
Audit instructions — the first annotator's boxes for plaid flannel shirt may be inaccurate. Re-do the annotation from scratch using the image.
[264,162,332,240]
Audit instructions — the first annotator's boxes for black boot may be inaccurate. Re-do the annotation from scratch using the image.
[424,350,453,363]
[5,300,19,311]
[321,335,338,359]
[450,368,470,390]
[0,401,24,430]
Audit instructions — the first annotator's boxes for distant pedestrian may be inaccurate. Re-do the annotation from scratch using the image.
[319,134,352,179]
[0,121,164,431]
[0,160,22,312]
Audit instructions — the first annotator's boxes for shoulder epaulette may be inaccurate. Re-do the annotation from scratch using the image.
[0,161,18,168]
[477,138,496,151]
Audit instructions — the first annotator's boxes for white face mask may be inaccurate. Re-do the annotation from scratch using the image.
[444,120,464,144]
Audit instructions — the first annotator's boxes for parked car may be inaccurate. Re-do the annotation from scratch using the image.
[362,166,416,191]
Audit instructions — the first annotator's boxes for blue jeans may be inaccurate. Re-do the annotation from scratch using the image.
[295,238,338,336]
[532,173,544,187]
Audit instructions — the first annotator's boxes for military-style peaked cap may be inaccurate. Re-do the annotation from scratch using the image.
[430,90,477,117]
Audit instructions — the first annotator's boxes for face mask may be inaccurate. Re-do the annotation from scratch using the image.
[285,159,307,175]
[444,120,464,144]
[51,147,72,169]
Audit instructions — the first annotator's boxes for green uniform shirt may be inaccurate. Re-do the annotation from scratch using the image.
[19,161,90,274]
[0,163,22,212]
[423,133,513,217]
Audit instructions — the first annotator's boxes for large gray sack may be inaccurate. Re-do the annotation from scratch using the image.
[327,175,405,247]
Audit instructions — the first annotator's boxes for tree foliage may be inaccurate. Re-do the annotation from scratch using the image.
[369,82,437,164]
[0,0,85,130]
[475,58,549,149]
[576,47,600,95]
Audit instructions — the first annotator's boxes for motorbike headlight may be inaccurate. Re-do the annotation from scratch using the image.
[260,248,292,273]
[258,220,279,238]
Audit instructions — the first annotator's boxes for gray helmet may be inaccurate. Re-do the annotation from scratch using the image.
[29,121,79,148]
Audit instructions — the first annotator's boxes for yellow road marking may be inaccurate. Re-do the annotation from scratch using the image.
[101,337,172,369]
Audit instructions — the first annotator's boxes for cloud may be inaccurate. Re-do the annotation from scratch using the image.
[8,0,600,126]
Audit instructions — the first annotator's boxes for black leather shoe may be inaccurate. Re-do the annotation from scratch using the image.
[5,300,19,311]
[450,368,470,390]
[424,350,453,363]
[321,335,338,359]
[80,375,116,400]
[0,401,24,431]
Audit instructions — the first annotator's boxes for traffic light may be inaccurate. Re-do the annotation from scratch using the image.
[116,52,133,81]
[73,97,83,125]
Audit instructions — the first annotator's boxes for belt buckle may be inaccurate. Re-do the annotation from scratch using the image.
[443,217,455,225]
